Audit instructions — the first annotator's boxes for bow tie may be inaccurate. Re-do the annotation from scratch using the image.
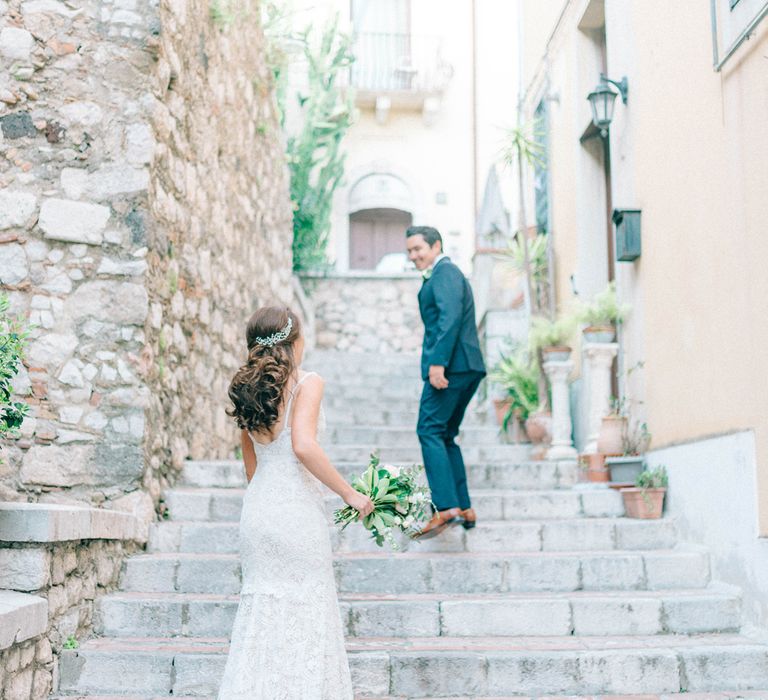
[422,268,433,281]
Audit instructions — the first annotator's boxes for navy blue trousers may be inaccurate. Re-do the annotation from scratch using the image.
[416,371,484,512]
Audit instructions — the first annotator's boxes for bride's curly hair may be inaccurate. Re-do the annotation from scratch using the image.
[227,306,302,434]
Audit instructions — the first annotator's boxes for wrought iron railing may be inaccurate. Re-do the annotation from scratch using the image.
[348,32,453,94]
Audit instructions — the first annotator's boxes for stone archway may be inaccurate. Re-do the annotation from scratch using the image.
[347,172,414,270]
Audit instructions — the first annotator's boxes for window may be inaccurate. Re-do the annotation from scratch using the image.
[350,0,412,91]
[712,0,768,69]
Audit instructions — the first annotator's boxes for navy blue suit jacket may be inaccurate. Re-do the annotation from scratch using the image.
[417,257,486,381]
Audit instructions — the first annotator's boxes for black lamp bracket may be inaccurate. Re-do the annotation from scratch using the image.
[600,73,629,104]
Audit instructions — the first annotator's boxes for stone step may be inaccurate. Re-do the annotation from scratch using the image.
[147,517,678,555]
[327,425,503,446]
[321,444,534,465]
[180,460,578,490]
[162,487,626,523]
[57,635,768,696]
[93,587,742,639]
[323,406,494,428]
[119,549,711,595]
[48,694,768,700]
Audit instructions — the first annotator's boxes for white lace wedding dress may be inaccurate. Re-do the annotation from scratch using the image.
[216,371,354,699]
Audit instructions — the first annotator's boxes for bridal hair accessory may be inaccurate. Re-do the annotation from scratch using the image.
[254,318,293,347]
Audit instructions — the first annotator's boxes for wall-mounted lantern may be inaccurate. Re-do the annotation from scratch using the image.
[612,208,641,261]
[587,74,628,137]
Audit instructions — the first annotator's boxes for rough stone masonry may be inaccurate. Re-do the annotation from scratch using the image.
[0,0,294,516]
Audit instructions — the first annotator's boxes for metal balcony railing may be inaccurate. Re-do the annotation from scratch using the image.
[349,32,453,94]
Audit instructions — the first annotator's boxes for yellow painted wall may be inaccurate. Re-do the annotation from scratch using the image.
[623,4,768,534]
[521,0,768,533]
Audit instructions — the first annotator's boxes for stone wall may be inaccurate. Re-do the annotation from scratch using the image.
[0,0,293,510]
[0,538,136,697]
[143,0,293,497]
[304,273,423,354]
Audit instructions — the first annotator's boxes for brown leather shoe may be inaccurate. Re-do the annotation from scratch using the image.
[412,508,462,540]
[460,508,476,530]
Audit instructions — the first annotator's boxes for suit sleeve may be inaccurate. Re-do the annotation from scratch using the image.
[427,265,464,368]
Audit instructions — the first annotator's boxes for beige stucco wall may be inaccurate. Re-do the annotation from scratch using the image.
[521,0,768,534]
[614,4,768,534]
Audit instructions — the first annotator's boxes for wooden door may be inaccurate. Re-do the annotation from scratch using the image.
[349,208,413,270]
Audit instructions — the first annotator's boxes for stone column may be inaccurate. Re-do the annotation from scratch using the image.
[582,342,620,454]
[543,359,577,460]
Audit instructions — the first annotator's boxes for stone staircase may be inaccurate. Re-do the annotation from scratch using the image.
[56,351,768,698]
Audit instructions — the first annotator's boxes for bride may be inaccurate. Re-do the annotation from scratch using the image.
[217,306,374,699]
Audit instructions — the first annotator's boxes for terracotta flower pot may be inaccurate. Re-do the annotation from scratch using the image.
[597,415,627,455]
[524,410,552,459]
[583,325,616,343]
[492,398,512,427]
[581,453,610,482]
[541,345,572,362]
[621,487,666,519]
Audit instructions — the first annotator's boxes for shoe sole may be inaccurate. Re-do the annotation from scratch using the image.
[412,517,462,541]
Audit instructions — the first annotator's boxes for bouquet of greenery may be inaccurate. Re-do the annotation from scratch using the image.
[333,453,432,549]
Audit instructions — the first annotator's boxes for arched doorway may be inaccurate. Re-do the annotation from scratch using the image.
[349,207,413,270]
[347,172,414,270]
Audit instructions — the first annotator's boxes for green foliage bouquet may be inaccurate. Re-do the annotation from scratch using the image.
[334,453,431,549]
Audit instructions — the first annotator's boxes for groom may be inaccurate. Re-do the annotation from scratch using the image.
[406,226,486,539]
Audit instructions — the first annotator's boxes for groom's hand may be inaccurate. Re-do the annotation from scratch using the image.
[428,365,449,390]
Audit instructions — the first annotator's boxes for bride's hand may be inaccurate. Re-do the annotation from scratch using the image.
[344,490,374,518]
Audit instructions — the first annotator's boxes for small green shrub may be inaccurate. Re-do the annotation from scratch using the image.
[528,314,577,351]
[578,282,631,326]
[489,350,540,425]
[636,465,668,490]
[0,294,29,440]
[62,635,79,650]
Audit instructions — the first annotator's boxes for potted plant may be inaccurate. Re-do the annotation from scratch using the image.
[577,282,631,343]
[606,421,651,483]
[621,465,668,519]
[489,350,539,440]
[597,396,627,455]
[580,452,610,482]
[529,315,576,362]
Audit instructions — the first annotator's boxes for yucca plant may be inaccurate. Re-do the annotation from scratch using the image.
[500,122,546,316]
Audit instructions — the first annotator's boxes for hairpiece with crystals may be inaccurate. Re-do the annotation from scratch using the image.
[254,317,293,347]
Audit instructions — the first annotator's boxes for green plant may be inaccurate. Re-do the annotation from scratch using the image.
[636,465,668,490]
[501,233,549,313]
[528,314,576,351]
[62,635,79,650]
[489,350,540,426]
[0,294,29,440]
[578,282,631,327]
[285,17,355,273]
[500,122,547,316]
[635,464,668,513]
[622,421,651,455]
[210,0,242,28]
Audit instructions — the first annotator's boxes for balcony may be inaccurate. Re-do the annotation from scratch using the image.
[347,32,453,121]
